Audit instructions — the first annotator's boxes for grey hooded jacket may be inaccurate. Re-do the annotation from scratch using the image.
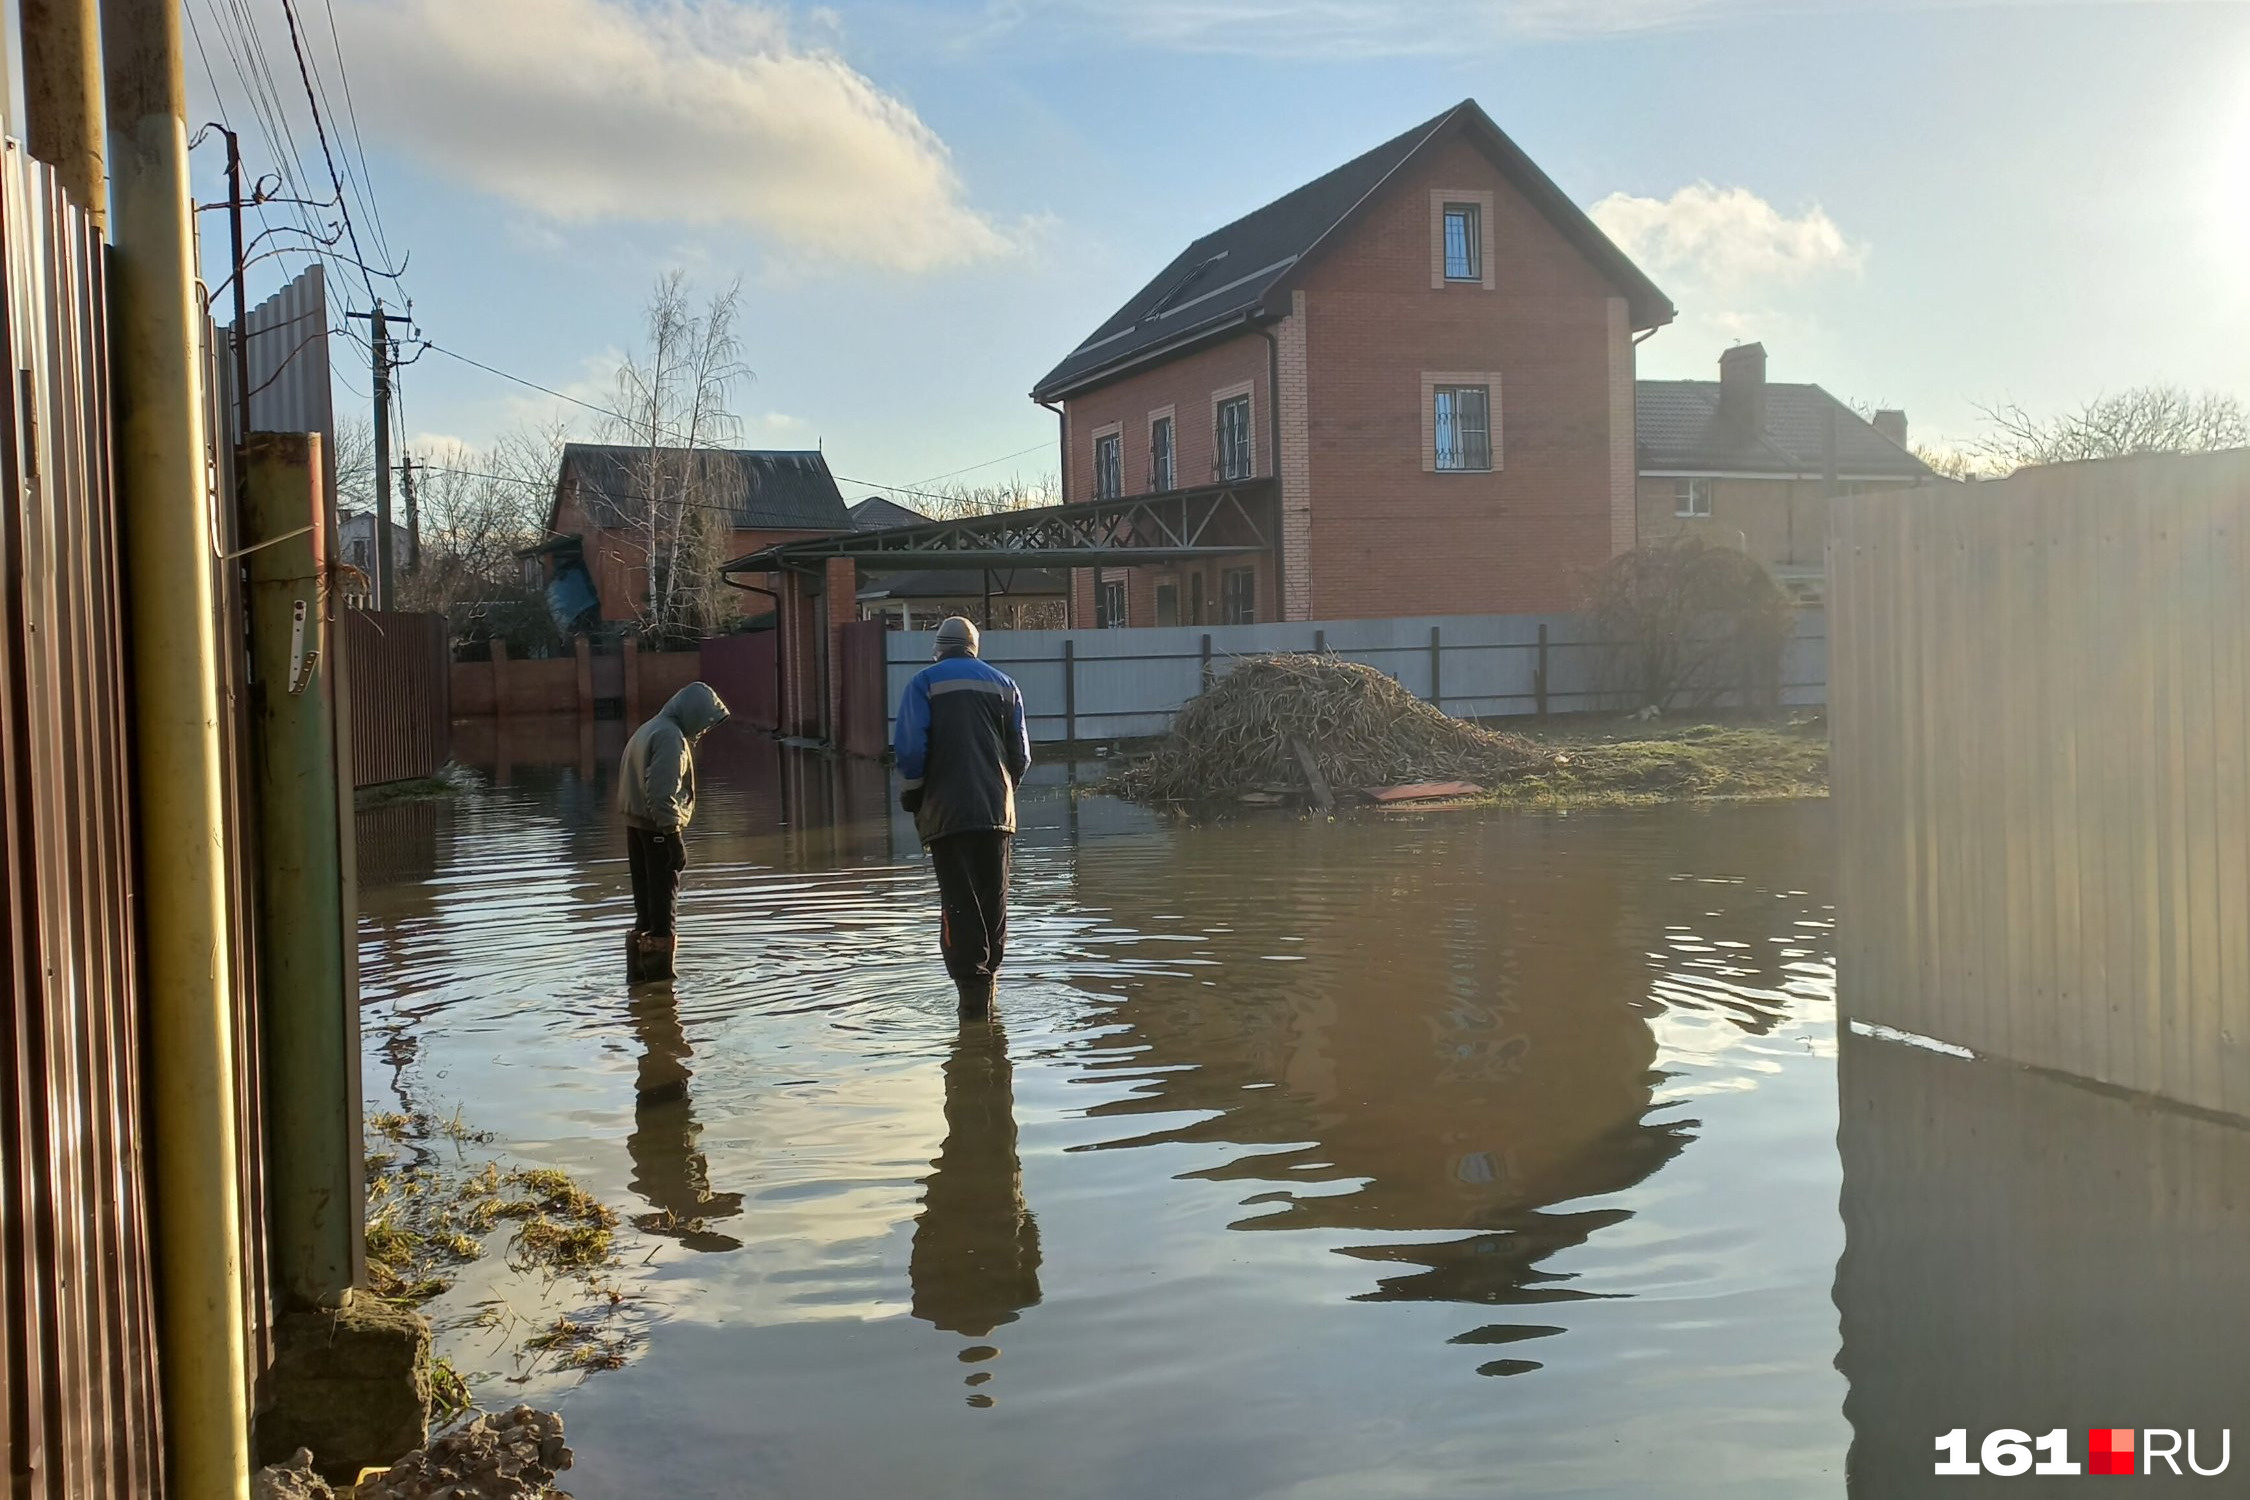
[618,681,730,832]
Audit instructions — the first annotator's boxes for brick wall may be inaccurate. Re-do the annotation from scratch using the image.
[1637,476,1832,569]
[551,488,828,626]
[1295,134,1631,619]
[1057,337,1272,504]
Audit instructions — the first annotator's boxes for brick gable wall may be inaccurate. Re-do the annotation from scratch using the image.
[1295,134,1631,618]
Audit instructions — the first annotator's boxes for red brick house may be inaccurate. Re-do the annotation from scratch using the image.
[1030,98,1674,627]
[1637,342,1939,601]
[542,443,851,631]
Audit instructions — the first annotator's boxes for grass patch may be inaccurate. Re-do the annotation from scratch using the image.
[1477,720,1828,809]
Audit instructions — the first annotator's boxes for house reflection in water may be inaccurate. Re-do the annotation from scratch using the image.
[909,1022,1043,1408]
[1061,812,1827,1370]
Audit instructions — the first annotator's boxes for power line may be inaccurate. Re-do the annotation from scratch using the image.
[315,0,395,273]
[423,340,1062,509]
[277,0,401,304]
[906,441,1051,488]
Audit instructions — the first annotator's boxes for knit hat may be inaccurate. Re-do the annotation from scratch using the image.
[935,616,980,658]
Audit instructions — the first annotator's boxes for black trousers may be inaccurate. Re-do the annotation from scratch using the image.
[931,831,1011,987]
[627,825,687,936]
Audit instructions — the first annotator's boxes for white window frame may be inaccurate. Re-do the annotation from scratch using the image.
[1441,202,1482,282]
[1675,477,1712,517]
[1214,385,1255,482]
[1431,384,1493,472]
[1221,566,1256,625]
[1148,407,1177,493]
[1092,424,1123,500]
[1420,371,1504,473]
[1097,576,1128,629]
[1428,189,1496,291]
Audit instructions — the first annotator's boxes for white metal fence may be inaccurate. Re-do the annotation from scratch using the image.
[885,609,1828,743]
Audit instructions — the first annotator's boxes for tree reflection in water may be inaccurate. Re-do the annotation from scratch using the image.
[910,1020,1043,1408]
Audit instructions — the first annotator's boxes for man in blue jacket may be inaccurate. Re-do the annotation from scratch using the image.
[894,616,1031,1019]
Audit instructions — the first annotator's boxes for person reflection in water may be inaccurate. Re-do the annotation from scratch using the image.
[625,983,745,1253]
[910,1020,1043,1408]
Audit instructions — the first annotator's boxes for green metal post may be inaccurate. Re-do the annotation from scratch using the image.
[242,431,363,1307]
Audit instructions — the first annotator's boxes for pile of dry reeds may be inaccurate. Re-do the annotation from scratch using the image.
[1110,654,1547,804]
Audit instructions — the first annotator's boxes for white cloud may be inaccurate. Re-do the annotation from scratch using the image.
[979,0,2164,57]
[338,0,1011,272]
[1590,183,1865,292]
[1591,184,1866,369]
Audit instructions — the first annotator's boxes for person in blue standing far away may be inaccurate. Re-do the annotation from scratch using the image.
[619,680,730,983]
[894,617,1031,1020]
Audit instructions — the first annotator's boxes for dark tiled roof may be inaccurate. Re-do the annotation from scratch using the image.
[1032,99,1673,402]
[857,568,1068,602]
[555,443,850,533]
[1635,382,1933,478]
[847,495,930,531]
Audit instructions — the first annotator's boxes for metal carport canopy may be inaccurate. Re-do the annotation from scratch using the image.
[719,479,1275,577]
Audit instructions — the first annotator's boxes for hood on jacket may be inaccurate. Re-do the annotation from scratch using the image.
[660,681,729,739]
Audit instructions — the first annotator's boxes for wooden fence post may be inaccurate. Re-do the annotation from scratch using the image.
[490,637,508,720]
[1313,628,1326,654]
[1063,637,1077,744]
[573,634,593,717]
[1429,624,1443,709]
[1201,633,1213,690]
[1534,623,1549,719]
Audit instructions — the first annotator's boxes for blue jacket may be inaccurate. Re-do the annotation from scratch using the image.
[894,653,1031,845]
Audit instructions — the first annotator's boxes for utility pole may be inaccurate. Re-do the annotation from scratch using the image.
[103,0,254,1492]
[399,454,421,575]
[20,0,105,226]
[347,302,396,609]
[372,304,394,609]
[223,125,249,440]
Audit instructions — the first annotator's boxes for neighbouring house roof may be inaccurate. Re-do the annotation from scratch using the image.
[1032,98,1674,402]
[1636,382,1935,479]
[857,568,1068,603]
[847,495,930,531]
[551,443,851,534]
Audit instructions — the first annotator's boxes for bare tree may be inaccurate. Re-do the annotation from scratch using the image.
[1590,539,1797,713]
[910,474,1058,523]
[394,425,567,653]
[332,414,377,514]
[1913,443,1992,482]
[1973,385,2249,472]
[608,272,752,646]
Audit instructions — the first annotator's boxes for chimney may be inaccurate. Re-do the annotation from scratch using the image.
[1872,409,1908,449]
[1718,342,1767,436]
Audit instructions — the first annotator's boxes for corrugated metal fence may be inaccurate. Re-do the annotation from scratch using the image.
[0,146,164,1500]
[1830,449,2250,1115]
[883,608,1829,745]
[345,610,451,788]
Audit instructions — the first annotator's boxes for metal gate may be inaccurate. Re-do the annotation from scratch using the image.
[0,148,165,1500]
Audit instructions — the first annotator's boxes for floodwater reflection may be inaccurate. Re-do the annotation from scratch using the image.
[357,725,1852,1499]
[625,983,745,1252]
[910,1021,1043,1405]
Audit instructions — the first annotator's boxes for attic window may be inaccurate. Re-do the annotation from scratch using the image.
[1443,204,1481,281]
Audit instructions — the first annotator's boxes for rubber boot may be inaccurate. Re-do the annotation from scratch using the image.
[627,930,677,984]
[955,975,995,1020]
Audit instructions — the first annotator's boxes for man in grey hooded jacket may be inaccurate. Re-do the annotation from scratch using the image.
[619,680,729,979]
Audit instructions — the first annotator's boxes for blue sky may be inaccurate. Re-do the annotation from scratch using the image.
[188,0,2250,501]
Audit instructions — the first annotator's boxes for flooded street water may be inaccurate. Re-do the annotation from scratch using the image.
[355,718,2240,1497]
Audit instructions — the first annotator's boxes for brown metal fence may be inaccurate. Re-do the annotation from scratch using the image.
[0,149,164,1500]
[344,610,451,788]
[836,619,889,759]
